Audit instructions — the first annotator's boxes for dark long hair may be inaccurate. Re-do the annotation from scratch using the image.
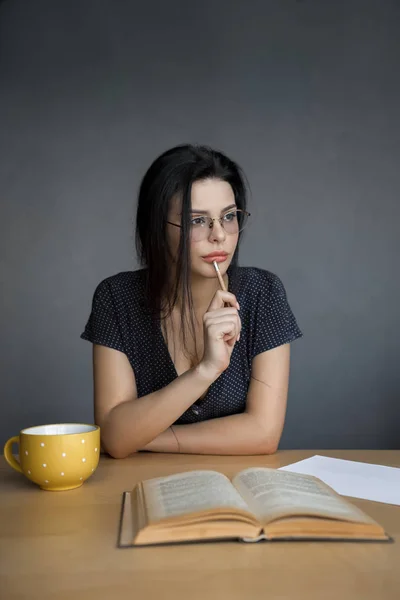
[135,144,249,361]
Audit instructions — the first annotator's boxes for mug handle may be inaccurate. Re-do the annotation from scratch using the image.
[3,436,23,473]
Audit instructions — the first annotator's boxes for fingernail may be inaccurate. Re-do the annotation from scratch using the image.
[237,333,241,342]
[237,302,240,310]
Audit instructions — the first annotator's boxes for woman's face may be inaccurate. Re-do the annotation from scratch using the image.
[166,178,239,280]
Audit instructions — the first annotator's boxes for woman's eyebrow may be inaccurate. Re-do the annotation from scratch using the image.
[190,204,237,215]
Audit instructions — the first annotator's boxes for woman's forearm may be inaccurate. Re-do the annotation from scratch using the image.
[140,412,277,455]
[102,364,216,457]
[140,427,180,453]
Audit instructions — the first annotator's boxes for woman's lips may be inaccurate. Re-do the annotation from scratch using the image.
[202,255,228,263]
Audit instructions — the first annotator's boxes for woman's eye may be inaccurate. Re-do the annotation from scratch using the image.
[223,211,237,222]
[191,217,207,226]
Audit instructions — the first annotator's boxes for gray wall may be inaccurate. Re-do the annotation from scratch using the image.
[1,0,399,449]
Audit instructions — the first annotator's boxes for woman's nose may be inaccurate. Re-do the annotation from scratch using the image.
[208,219,226,242]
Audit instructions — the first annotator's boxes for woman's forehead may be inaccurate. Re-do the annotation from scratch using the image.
[170,179,235,214]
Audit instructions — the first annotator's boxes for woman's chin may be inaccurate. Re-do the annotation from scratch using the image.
[193,259,229,278]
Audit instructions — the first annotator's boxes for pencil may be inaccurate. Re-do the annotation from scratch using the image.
[213,260,227,292]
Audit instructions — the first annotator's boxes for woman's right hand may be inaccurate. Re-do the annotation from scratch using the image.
[198,290,242,381]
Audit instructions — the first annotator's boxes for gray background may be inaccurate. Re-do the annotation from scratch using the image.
[1,0,399,449]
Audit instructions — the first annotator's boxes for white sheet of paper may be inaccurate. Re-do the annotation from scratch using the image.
[278,455,400,505]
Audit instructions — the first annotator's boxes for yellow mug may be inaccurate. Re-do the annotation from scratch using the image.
[3,423,100,491]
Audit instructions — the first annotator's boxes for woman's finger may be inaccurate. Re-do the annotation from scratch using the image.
[203,307,240,321]
[204,314,241,333]
[207,290,240,312]
[208,321,238,341]
[204,311,241,332]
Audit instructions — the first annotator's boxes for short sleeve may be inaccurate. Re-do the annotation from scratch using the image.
[80,279,125,353]
[252,272,303,358]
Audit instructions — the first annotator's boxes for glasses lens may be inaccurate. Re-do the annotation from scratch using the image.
[221,211,238,234]
[234,210,249,233]
[191,221,209,241]
[191,211,249,240]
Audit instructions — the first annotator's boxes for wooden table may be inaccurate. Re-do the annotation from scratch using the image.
[1,450,399,599]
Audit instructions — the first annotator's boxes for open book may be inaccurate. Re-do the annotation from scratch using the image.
[118,468,391,546]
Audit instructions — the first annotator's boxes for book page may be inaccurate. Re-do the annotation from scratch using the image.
[233,468,373,525]
[142,470,252,523]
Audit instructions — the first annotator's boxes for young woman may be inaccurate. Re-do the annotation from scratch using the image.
[81,144,302,457]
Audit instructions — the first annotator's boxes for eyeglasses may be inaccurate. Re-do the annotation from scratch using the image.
[167,209,251,242]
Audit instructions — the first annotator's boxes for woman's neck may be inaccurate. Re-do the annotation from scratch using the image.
[192,272,227,313]
[172,269,229,316]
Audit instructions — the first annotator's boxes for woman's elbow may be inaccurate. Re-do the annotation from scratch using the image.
[263,441,279,455]
[106,444,136,459]
[256,433,280,455]
[253,441,278,455]
[248,417,281,455]
[100,425,138,459]
[104,441,139,459]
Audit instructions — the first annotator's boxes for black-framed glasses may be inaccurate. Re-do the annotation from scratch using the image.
[167,209,251,241]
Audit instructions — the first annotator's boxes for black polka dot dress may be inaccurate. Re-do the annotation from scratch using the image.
[81,267,302,424]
